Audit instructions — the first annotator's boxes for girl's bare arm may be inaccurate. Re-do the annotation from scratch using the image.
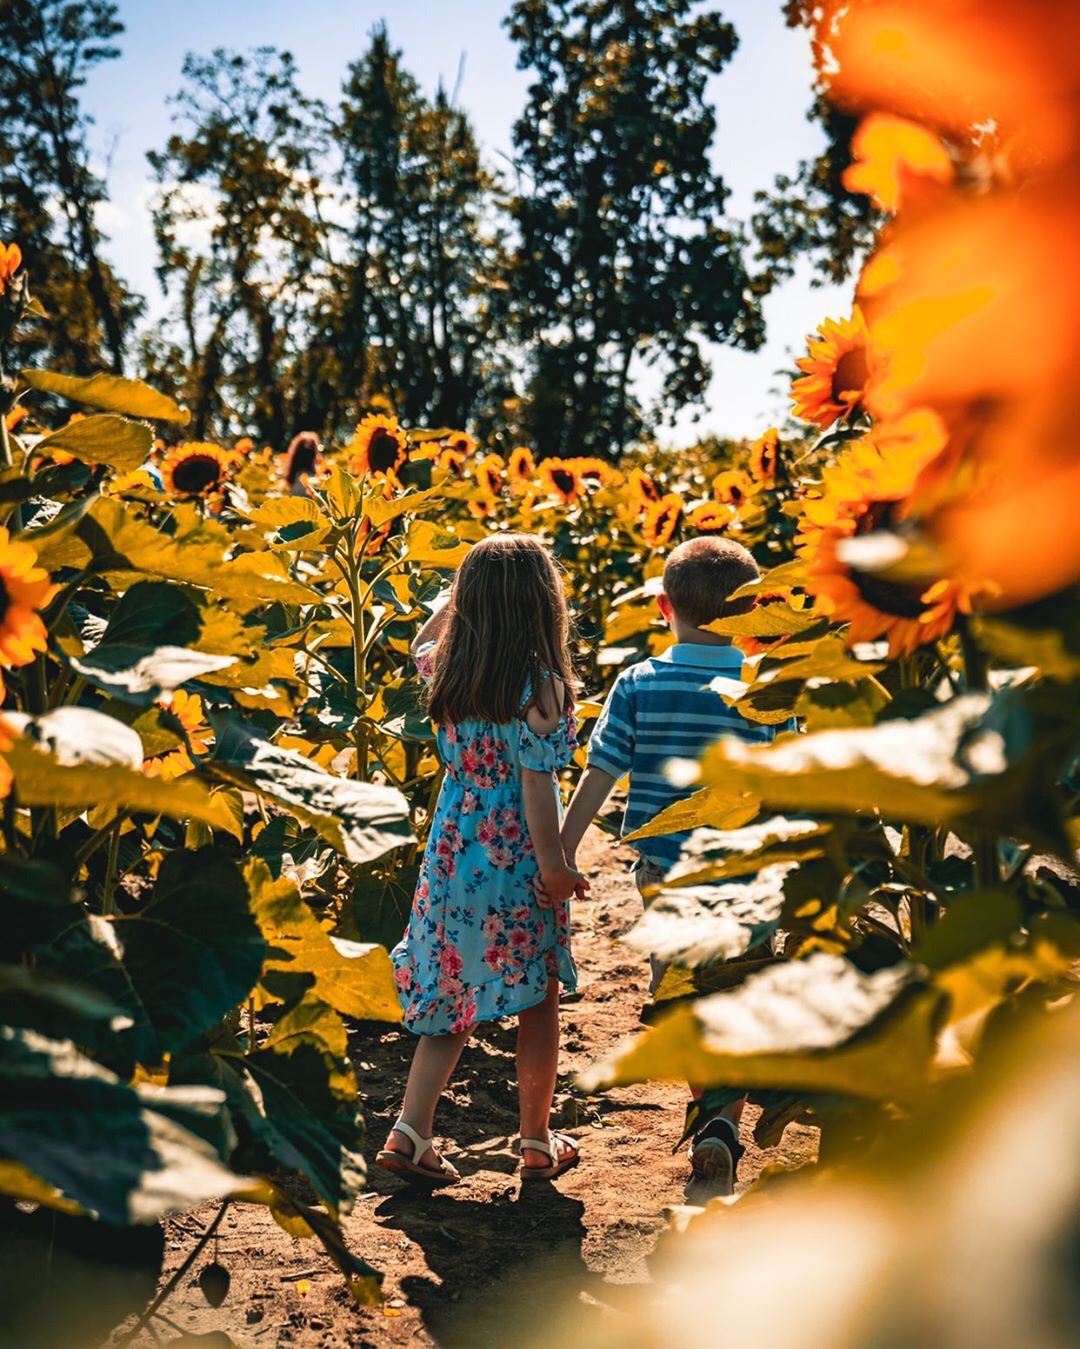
[560,765,618,868]
[410,593,451,655]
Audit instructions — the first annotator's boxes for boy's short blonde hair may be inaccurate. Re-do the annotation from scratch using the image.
[662,537,760,628]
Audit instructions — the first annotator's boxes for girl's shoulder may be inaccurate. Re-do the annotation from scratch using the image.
[523,672,565,735]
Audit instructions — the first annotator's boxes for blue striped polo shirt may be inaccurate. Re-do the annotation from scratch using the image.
[586,643,783,873]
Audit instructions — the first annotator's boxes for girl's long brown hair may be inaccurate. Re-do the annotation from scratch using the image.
[427,534,577,726]
[283,431,321,485]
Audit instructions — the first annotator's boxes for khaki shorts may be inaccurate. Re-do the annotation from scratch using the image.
[633,860,668,997]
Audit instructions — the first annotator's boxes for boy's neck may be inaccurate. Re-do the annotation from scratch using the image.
[669,620,734,647]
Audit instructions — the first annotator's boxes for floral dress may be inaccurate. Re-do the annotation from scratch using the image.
[390,645,578,1035]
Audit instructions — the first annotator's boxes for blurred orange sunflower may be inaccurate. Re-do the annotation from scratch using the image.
[507,446,536,490]
[437,446,468,477]
[467,497,497,520]
[627,468,661,511]
[749,429,780,485]
[472,453,504,498]
[538,458,581,505]
[0,527,55,668]
[686,501,734,535]
[796,422,976,656]
[143,690,212,780]
[162,442,231,498]
[570,457,617,488]
[349,414,409,479]
[104,467,157,497]
[442,431,477,458]
[712,468,755,507]
[0,242,22,296]
[4,405,28,433]
[642,493,683,549]
[791,308,873,430]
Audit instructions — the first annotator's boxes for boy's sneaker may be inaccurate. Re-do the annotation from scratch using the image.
[688,1116,744,1196]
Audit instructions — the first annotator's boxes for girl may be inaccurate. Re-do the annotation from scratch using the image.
[377,534,589,1186]
[281,430,322,496]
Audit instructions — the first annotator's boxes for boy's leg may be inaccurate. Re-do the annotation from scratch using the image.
[386,1028,471,1168]
[635,861,747,1191]
[517,978,577,1169]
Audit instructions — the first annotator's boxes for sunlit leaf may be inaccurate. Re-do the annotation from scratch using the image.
[20,369,190,424]
[32,415,153,470]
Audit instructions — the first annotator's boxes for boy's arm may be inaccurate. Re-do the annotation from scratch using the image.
[560,765,618,868]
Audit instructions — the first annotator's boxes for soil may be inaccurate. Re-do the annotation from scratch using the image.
[106,828,819,1349]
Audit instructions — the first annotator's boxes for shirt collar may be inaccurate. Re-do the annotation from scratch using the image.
[657,642,743,670]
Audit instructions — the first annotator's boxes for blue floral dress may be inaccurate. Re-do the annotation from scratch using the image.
[390,645,579,1036]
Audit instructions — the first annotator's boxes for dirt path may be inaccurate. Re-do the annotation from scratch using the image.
[110,829,818,1348]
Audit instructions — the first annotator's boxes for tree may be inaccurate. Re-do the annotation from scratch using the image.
[750,2,882,288]
[334,26,511,436]
[0,0,141,373]
[502,0,765,459]
[146,48,334,444]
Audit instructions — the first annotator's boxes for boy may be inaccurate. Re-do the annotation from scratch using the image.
[560,536,787,1195]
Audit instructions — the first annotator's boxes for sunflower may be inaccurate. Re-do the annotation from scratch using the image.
[442,431,478,458]
[472,453,505,499]
[712,468,755,507]
[507,446,536,490]
[791,308,874,430]
[437,446,468,477]
[538,457,582,505]
[686,501,734,535]
[104,467,157,497]
[4,405,28,433]
[642,493,683,549]
[0,527,55,668]
[749,428,780,485]
[569,456,617,489]
[143,689,212,781]
[627,468,661,511]
[348,414,409,480]
[796,421,975,656]
[162,442,231,498]
[0,714,13,801]
[231,436,256,463]
[467,496,498,520]
[0,242,22,296]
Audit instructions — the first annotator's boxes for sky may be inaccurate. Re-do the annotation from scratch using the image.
[83,0,854,441]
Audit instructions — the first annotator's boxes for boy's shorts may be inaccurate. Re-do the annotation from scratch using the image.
[633,858,668,997]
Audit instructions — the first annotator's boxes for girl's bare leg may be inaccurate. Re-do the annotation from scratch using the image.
[517,978,576,1169]
[386,1028,471,1168]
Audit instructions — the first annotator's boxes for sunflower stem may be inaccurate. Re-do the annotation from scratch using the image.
[958,617,999,888]
[101,820,121,916]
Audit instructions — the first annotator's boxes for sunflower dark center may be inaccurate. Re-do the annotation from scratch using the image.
[850,501,929,619]
[369,429,404,472]
[832,346,870,405]
[552,469,575,495]
[174,455,222,493]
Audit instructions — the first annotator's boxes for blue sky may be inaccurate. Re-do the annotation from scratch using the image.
[84,0,853,440]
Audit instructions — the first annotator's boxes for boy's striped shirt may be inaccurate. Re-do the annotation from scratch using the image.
[587,643,790,873]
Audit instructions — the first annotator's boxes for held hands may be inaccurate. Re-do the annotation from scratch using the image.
[534,861,590,909]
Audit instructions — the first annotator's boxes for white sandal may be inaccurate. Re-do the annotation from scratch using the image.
[375,1119,461,1187]
[518,1130,580,1181]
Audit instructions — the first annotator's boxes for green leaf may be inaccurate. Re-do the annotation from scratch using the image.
[6,707,143,768]
[705,604,822,639]
[246,859,403,1024]
[913,890,1024,969]
[111,847,266,1054]
[796,678,891,730]
[32,415,153,470]
[0,1027,242,1224]
[624,784,759,842]
[624,865,792,966]
[20,369,190,425]
[67,645,236,705]
[5,738,221,825]
[249,496,333,552]
[404,518,472,566]
[698,691,1073,856]
[208,716,414,865]
[664,817,836,885]
[350,864,419,949]
[100,580,203,648]
[580,953,945,1103]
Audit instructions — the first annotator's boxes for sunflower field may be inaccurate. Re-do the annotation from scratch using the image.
[1,0,1079,1340]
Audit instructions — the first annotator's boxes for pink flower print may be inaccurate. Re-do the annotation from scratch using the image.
[395,964,413,991]
[481,742,499,769]
[435,836,453,860]
[483,942,507,971]
[438,973,464,998]
[475,815,498,846]
[444,723,458,745]
[488,844,514,870]
[511,904,531,924]
[451,997,476,1034]
[507,925,531,956]
[439,943,464,978]
[504,968,525,986]
[545,949,559,977]
[459,747,481,777]
[500,811,523,843]
[461,789,480,814]
[497,760,513,782]
[481,913,504,940]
